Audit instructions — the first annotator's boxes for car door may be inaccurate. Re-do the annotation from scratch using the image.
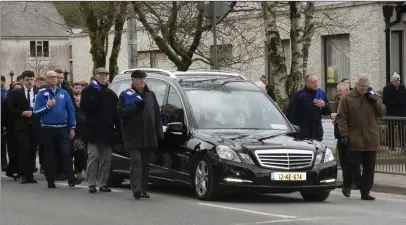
[161,86,191,183]
[145,78,171,179]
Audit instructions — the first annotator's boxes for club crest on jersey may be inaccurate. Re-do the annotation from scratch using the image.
[60,94,64,99]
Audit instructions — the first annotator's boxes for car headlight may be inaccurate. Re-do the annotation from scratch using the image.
[239,153,254,164]
[216,145,241,162]
[315,148,335,165]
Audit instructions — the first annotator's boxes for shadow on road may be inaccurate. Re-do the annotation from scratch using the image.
[120,182,306,204]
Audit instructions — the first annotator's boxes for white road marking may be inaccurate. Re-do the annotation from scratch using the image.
[198,203,296,219]
[236,216,406,225]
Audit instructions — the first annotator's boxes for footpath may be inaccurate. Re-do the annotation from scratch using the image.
[336,169,406,195]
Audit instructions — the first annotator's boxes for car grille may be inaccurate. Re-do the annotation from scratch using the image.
[254,149,314,170]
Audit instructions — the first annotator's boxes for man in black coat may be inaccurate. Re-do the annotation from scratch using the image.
[382,72,406,149]
[80,67,121,194]
[8,71,40,184]
[117,70,164,200]
[286,73,330,141]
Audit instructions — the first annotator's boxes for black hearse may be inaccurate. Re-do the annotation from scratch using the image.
[109,68,337,201]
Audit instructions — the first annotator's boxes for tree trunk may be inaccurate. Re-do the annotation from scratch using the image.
[261,2,288,102]
[109,2,127,82]
[302,2,315,77]
[285,1,305,97]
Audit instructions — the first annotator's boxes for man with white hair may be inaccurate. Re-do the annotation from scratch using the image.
[382,72,406,149]
[336,76,383,200]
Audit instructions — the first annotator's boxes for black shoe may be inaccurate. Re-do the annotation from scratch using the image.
[342,186,351,198]
[21,176,36,184]
[48,183,56,189]
[361,193,375,201]
[99,186,112,192]
[133,191,141,200]
[89,185,97,194]
[141,191,150,198]
[68,178,82,187]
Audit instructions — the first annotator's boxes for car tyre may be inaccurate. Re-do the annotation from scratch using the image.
[107,169,125,188]
[193,156,218,201]
[300,190,331,202]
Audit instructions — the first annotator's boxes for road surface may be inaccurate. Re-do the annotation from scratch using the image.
[2,173,406,225]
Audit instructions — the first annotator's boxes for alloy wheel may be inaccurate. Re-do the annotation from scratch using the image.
[195,160,209,197]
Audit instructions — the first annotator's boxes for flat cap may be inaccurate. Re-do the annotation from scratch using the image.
[131,70,147,78]
[95,67,109,74]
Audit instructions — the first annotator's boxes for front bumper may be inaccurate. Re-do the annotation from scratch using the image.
[213,159,338,194]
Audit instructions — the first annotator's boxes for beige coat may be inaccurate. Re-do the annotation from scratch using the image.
[336,88,383,151]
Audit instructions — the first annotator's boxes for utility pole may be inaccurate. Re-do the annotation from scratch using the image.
[127,18,138,69]
[211,1,218,70]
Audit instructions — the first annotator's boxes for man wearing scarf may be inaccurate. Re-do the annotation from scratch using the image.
[336,76,383,200]
[117,70,163,200]
[286,73,330,141]
[80,67,121,194]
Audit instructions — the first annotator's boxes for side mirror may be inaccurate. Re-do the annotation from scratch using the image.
[292,125,300,133]
[166,122,183,133]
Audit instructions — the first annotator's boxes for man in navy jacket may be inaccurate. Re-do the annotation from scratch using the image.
[34,70,81,189]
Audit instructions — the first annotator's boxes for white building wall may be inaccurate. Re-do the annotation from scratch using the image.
[0,37,70,85]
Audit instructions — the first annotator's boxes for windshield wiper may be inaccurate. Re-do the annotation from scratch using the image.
[253,131,294,142]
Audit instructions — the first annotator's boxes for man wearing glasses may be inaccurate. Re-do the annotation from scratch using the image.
[34,70,81,189]
[336,76,383,201]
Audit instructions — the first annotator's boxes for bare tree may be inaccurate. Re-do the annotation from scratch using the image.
[21,50,57,76]
[80,2,129,80]
[132,1,237,71]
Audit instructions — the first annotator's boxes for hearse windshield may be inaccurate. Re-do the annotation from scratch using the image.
[185,89,291,130]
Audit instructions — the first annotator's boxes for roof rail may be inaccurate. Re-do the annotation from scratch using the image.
[120,68,177,79]
[173,70,247,80]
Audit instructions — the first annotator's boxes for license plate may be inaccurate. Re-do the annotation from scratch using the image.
[271,172,306,181]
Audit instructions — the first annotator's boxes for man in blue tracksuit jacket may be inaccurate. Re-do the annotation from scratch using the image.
[34,70,81,189]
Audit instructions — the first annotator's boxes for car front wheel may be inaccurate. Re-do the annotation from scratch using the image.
[193,157,218,201]
[300,190,331,202]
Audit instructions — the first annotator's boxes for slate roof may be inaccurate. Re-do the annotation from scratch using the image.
[1,1,70,37]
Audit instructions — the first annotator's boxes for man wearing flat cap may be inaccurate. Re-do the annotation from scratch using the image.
[117,70,163,200]
[80,67,121,194]
[383,72,406,149]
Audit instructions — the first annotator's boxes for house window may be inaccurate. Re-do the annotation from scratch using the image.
[69,45,72,60]
[150,51,159,68]
[30,41,49,57]
[391,31,403,80]
[210,44,233,68]
[323,34,350,102]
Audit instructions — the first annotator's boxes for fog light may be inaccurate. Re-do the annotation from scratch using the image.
[320,179,336,183]
[224,177,253,183]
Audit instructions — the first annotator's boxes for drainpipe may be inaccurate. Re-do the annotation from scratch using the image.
[383,5,394,84]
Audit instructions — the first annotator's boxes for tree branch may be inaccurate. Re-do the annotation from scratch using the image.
[201,1,237,31]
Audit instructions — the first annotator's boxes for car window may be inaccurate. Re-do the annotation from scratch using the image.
[110,79,131,96]
[185,89,291,130]
[147,79,169,108]
[164,86,184,125]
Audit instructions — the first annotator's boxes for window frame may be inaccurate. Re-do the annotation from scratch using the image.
[322,33,350,102]
[30,40,50,58]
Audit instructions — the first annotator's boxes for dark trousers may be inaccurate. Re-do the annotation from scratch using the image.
[5,131,19,175]
[129,149,151,194]
[73,149,86,173]
[16,127,38,177]
[344,151,376,195]
[387,121,405,148]
[42,127,74,184]
[1,134,7,169]
[38,144,44,166]
[337,139,361,186]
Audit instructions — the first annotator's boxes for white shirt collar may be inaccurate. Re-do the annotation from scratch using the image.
[24,86,33,92]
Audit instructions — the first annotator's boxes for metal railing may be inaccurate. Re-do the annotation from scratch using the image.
[375,117,406,175]
[322,116,406,175]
